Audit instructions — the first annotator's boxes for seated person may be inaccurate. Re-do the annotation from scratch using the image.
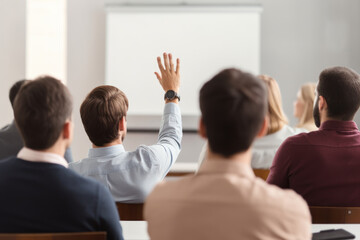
[294,82,318,131]
[198,74,305,169]
[0,76,123,240]
[0,79,73,162]
[267,66,360,207]
[145,68,311,240]
[70,53,182,203]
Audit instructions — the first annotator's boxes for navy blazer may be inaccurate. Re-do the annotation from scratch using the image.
[0,158,123,240]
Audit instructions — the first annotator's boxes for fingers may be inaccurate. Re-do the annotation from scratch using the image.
[154,72,161,81]
[163,52,170,70]
[157,57,165,72]
[169,53,174,72]
[175,58,180,74]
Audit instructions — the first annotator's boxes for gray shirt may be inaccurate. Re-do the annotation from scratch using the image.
[69,103,182,203]
[0,120,73,163]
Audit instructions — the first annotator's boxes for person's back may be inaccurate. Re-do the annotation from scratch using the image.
[0,121,23,160]
[0,76,123,240]
[267,66,360,206]
[145,68,311,240]
[0,157,120,235]
[70,53,182,203]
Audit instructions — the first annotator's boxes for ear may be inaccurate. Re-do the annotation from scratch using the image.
[198,117,207,139]
[256,116,268,138]
[118,116,126,132]
[62,120,72,140]
[318,95,327,111]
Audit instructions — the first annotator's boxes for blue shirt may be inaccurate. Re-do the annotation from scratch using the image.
[69,103,182,203]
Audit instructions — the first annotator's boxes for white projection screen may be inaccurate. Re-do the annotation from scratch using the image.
[106,5,261,129]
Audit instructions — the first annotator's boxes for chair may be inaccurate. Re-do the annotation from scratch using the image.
[0,232,106,240]
[253,169,270,181]
[310,206,360,223]
[116,202,144,220]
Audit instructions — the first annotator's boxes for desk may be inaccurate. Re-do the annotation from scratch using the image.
[121,221,149,240]
[166,162,197,177]
[121,221,360,240]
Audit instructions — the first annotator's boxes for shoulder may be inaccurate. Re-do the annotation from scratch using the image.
[254,179,310,218]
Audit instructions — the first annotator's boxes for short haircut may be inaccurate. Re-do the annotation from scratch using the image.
[318,66,360,120]
[9,80,28,107]
[80,85,129,146]
[200,68,267,157]
[13,76,73,150]
[258,75,288,134]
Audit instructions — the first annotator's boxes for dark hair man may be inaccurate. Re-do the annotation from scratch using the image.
[0,79,73,162]
[69,53,182,203]
[0,76,123,240]
[267,66,360,206]
[145,69,311,240]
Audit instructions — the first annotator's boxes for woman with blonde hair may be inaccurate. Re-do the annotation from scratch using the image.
[294,83,317,131]
[250,75,306,169]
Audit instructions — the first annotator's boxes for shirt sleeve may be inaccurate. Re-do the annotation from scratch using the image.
[266,139,292,188]
[97,185,124,240]
[145,102,182,177]
[64,147,73,163]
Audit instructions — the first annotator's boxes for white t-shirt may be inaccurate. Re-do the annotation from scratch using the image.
[251,125,307,169]
[197,125,307,170]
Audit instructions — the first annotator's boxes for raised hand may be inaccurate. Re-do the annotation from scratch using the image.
[155,52,180,93]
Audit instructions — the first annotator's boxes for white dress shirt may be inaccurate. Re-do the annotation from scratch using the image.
[18,147,68,168]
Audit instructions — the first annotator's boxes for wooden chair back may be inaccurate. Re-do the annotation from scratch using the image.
[116,202,144,220]
[310,206,360,223]
[0,232,106,240]
[253,169,270,181]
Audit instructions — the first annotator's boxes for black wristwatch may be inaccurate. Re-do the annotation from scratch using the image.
[164,90,180,101]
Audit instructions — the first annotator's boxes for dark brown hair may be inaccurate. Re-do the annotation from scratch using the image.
[80,85,129,146]
[318,66,360,120]
[200,68,267,157]
[13,76,73,150]
[9,80,29,107]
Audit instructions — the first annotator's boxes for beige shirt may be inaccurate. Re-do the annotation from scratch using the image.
[145,158,311,240]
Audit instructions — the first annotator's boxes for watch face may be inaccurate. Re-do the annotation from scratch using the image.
[166,90,175,99]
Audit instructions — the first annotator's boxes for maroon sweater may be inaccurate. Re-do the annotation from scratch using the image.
[267,120,360,207]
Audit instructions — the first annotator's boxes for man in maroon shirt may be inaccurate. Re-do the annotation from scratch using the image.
[267,66,360,207]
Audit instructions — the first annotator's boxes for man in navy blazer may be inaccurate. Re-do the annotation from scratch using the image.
[0,80,73,162]
[0,76,123,240]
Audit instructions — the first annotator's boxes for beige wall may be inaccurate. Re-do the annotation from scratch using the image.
[1,0,360,161]
[0,0,26,127]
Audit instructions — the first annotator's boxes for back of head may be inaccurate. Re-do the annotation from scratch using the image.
[258,75,288,134]
[9,80,29,108]
[13,76,73,150]
[80,85,129,146]
[200,68,267,157]
[318,66,360,120]
[298,82,316,126]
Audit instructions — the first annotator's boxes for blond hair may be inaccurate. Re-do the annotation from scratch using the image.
[296,83,316,129]
[258,75,288,135]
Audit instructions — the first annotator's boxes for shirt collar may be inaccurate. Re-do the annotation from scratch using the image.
[17,147,68,168]
[319,120,358,131]
[88,144,125,158]
[197,156,255,179]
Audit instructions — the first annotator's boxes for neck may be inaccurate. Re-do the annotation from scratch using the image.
[93,138,122,149]
[36,142,66,157]
[207,148,252,165]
